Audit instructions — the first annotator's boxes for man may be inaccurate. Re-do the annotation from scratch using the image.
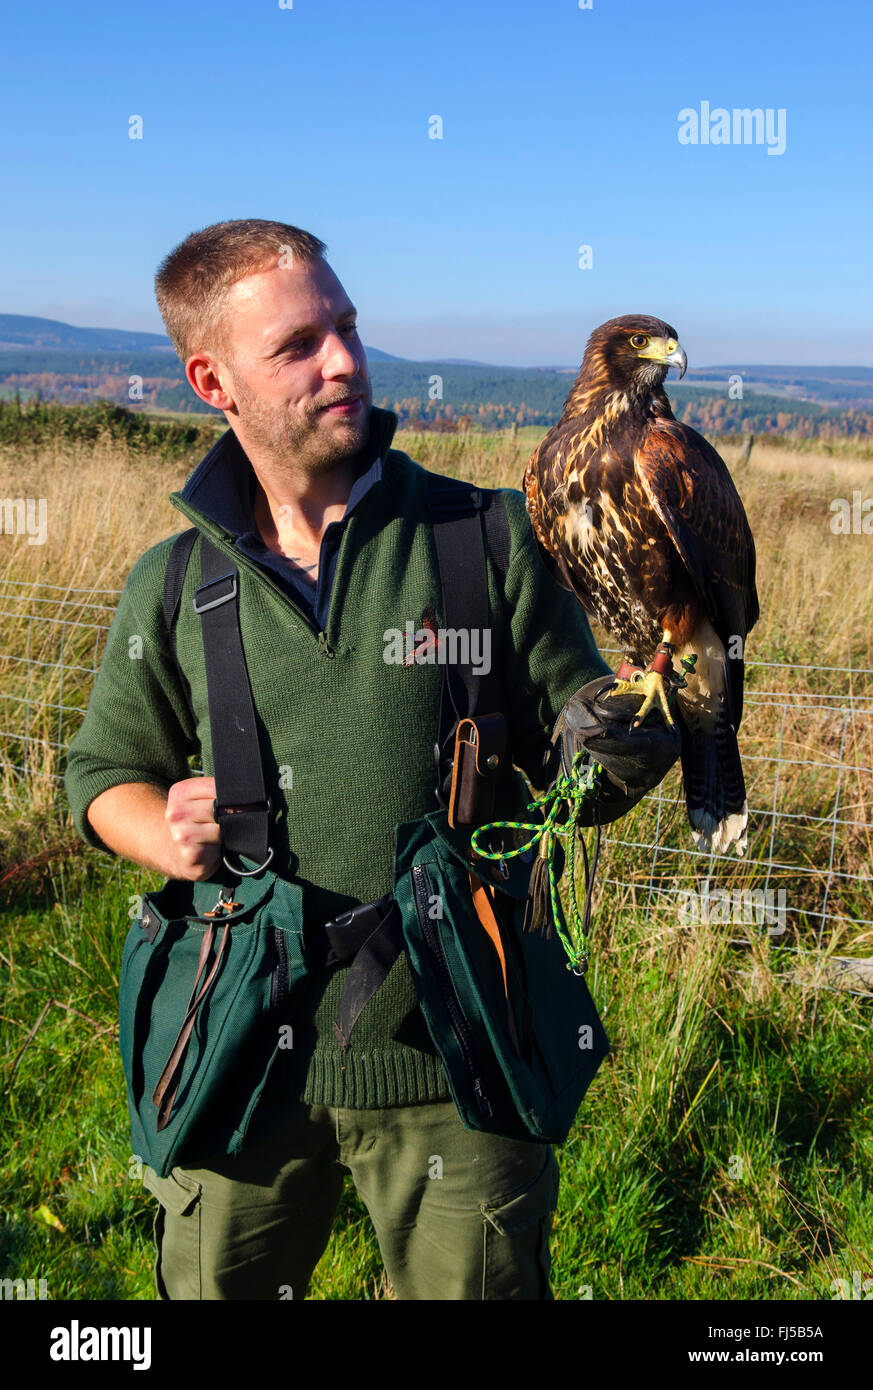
[65,219,670,1301]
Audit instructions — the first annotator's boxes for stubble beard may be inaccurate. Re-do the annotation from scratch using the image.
[230,370,373,475]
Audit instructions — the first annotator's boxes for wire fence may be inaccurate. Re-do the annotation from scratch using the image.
[0,578,120,779]
[595,643,873,996]
[2,579,872,993]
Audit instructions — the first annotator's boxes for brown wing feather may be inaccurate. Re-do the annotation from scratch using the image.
[634,419,759,642]
[634,419,759,722]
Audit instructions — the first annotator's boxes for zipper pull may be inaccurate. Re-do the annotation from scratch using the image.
[317,631,334,657]
[473,1078,493,1119]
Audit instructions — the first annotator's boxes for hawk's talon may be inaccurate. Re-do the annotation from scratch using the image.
[608,668,677,730]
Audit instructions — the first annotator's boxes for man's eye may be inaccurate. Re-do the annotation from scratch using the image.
[280,325,356,356]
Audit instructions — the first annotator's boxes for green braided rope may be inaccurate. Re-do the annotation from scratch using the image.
[469,752,602,972]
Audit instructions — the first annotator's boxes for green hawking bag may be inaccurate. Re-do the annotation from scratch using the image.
[119,866,308,1179]
[392,809,609,1144]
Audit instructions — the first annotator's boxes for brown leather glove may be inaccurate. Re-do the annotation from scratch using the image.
[546,672,682,826]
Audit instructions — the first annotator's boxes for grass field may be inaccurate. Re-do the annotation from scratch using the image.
[1,422,871,1300]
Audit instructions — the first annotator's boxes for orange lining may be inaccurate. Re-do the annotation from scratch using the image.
[468,870,509,995]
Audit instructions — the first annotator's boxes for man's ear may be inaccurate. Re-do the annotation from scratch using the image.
[186,353,236,411]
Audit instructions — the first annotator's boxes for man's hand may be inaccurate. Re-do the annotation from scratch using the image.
[163,777,222,880]
[86,777,222,881]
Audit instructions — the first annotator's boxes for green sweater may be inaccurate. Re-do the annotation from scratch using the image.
[65,407,611,1108]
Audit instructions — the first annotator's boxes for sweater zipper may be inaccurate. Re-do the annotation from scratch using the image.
[411,862,492,1120]
[170,498,337,655]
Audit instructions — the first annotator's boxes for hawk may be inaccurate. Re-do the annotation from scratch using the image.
[523,314,759,856]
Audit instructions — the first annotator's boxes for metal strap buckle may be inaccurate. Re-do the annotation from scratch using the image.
[212,798,273,820]
[192,571,238,614]
[210,798,274,876]
[325,893,394,935]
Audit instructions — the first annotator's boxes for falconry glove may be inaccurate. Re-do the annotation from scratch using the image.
[546,671,682,825]
[522,671,682,940]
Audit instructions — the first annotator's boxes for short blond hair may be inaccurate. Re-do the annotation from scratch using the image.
[154,219,327,362]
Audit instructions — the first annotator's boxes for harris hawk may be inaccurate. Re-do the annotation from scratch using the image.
[523,314,759,856]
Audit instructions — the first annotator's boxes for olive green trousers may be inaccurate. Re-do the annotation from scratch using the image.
[142,1098,560,1300]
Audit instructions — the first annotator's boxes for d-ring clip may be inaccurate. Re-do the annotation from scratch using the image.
[222,846,275,877]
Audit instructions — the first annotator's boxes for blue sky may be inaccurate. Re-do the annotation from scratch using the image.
[1,0,869,366]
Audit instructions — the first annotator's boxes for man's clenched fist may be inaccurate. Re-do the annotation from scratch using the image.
[86,777,222,881]
[164,776,222,880]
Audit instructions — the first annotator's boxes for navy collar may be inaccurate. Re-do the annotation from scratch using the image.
[177,404,398,538]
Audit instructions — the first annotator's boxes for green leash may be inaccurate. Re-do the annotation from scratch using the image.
[469,752,603,973]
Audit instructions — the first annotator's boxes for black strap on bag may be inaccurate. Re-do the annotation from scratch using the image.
[161,470,510,1044]
[162,526,198,653]
[193,537,273,874]
[426,476,510,810]
[322,892,404,1049]
[164,529,274,873]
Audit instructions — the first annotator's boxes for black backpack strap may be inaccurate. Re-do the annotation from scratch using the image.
[192,538,273,876]
[425,473,510,808]
[161,527,198,735]
[163,532,271,871]
[162,528,199,658]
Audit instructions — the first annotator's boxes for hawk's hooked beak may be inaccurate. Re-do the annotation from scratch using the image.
[639,337,687,379]
[667,343,687,379]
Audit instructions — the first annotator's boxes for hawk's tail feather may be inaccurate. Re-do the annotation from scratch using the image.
[679,705,749,857]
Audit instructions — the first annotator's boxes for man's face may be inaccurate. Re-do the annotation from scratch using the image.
[212,257,372,472]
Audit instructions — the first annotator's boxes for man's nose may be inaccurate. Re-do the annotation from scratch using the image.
[322,331,362,378]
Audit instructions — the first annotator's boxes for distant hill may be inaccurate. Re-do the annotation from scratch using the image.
[434,357,496,367]
[0,313,869,442]
[0,314,175,353]
[0,313,400,362]
[362,346,403,362]
[683,364,873,409]
[692,364,873,383]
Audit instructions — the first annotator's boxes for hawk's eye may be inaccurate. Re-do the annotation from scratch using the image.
[629,334,649,349]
